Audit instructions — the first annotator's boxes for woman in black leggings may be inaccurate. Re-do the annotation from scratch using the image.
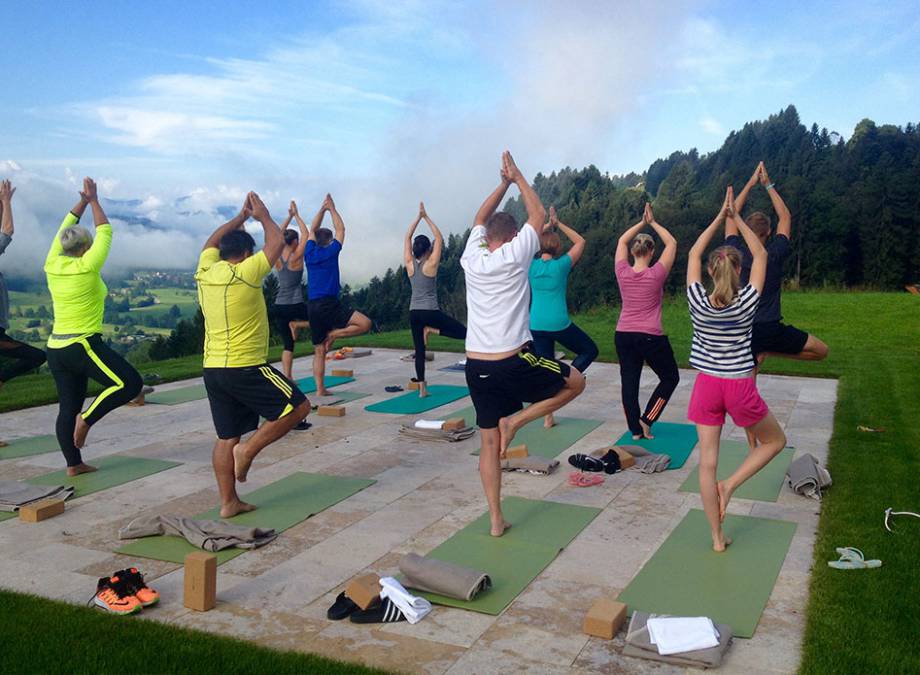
[614,203,679,439]
[404,202,466,398]
[273,201,310,381]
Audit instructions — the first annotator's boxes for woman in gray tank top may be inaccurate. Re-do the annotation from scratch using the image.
[404,202,466,397]
[273,201,310,381]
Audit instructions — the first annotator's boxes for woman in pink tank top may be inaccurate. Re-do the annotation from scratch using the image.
[614,203,679,439]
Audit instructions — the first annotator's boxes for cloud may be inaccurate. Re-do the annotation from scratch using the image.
[700,115,725,136]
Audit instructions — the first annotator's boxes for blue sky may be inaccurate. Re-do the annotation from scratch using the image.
[2,0,919,279]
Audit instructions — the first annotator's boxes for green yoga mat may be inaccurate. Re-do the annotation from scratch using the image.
[679,440,795,502]
[365,384,469,415]
[614,421,698,470]
[295,375,355,394]
[147,384,207,405]
[412,496,600,614]
[0,456,181,522]
[115,472,375,564]
[309,390,369,406]
[0,434,59,460]
[472,417,603,459]
[618,509,797,638]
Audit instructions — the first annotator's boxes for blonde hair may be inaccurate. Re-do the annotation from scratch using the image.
[630,233,654,259]
[60,226,93,257]
[707,246,742,308]
[747,212,771,238]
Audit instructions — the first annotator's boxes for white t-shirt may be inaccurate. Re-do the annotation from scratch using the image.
[461,222,540,353]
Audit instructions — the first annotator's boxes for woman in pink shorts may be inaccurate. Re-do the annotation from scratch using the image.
[686,186,787,552]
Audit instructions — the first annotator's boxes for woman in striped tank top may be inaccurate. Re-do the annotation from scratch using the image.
[686,186,787,552]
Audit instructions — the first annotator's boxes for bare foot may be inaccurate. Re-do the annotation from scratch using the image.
[712,531,733,552]
[490,520,512,537]
[289,322,299,343]
[423,326,438,346]
[639,420,654,439]
[73,416,90,449]
[67,463,97,477]
[498,416,516,457]
[632,433,644,441]
[323,331,340,353]
[233,442,255,482]
[315,388,329,397]
[544,414,556,429]
[418,382,429,398]
[717,480,733,522]
[220,500,257,518]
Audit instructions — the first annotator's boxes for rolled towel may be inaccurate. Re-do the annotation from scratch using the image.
[414,420,446,430]
[399,552,492,602]
[379,576,432,624]
[501,456,560,475]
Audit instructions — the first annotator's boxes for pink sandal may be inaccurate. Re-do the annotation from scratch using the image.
[568,472,604,488]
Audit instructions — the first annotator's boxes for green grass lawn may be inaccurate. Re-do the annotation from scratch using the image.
[1,290,918,673]
[0,590,387,675]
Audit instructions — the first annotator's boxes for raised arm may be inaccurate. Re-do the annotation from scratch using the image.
[728,162,761,238]
[551,207,585,266]
[202,196,251,251]
[646,203,677,272]
[688,187,731,286]
[422,202,444,272]
[504,151,545,230]
[404,204,423,274]
[760,164,791,238]
[80,178,109,230]
[728,190,767,293]
[474,175,512,226]
[0,180,14,238]
[79,178,114,272]
[289,201,309,258]
[616,210,648,263]
[326,194,345,246]
[249,192,284,266]
[308,199,327,243]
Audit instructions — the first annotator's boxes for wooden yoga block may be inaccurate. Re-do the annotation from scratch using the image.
[331,368,353,377]
[583,598,627,639]
[591,445,636,470]
[19,498,65,523]
[407,380,420,391]
[345,573,381,610]
[184,552,217,612]
[318,405,346,417]
[505,444,528,459]
[442,417,466,431]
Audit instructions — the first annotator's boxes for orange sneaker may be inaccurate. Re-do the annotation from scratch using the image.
[92,576,142,615]
[118,567,159,607]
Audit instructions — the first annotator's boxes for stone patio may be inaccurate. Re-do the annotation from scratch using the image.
[0,348,836,674]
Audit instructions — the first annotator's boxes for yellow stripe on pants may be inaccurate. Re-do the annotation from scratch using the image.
[80,338,126,420]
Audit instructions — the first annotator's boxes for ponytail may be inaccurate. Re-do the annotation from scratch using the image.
[707,246,741,308]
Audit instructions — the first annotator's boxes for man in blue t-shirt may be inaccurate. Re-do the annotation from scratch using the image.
[304,194,371,396]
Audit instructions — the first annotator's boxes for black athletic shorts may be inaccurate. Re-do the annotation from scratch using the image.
[273,302,309,351]
[203,364,307,439]
[465,345,570,429]
[307,297,355,345]
[751,321,809,357]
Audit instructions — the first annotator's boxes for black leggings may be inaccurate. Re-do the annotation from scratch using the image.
[46,334,143,466]
[0,329,46,383]
[532,322,599,374]
[409,309,466,382]
[614,331,680,437]
[273,303,309,352]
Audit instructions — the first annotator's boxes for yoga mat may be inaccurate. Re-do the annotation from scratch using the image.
[0,456,181,522]
[414,496,600,614]
[614,421,698,470]
[617,509,797,638]
[472,417,604,459]
[0,434,59,460]
[365,384,469,415]
[310,390,370,406]
[147,384,207,405]
[295,375,355,394]
[115,472,375,564]
[679,440,796,502]
[438,363,467,373]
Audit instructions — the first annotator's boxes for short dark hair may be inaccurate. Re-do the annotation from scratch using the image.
[219,230,256,260]
[748,212,772,237]
[485,212,518,244]
[412,234,431,259]
[283,229,299,246]
[316,228,334,247]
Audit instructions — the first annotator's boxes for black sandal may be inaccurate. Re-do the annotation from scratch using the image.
[327,591,359,620]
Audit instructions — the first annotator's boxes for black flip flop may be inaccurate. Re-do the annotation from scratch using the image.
[295,420,313,431]
[350,597,406,624]
[598,450,622,474]
[327,591,359,620]
[385,386,404,393]
[567,454,606,472]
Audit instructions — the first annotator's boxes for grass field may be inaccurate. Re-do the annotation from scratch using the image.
[1,291,918,673]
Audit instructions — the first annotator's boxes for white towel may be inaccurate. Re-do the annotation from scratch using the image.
[379,576,432,624]
[646,617,720,655]
[414,420,446,430]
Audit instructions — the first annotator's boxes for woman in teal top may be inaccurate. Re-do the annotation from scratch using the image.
[529,207,598,427]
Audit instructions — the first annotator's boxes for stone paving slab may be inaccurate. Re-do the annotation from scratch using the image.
[0,348,836,674]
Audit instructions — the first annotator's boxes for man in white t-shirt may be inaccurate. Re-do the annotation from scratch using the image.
[462,151,586,536]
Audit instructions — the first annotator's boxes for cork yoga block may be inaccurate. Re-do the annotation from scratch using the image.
[19,499,65,523]
[331,369,353,377]
[583,598,627,639]
[318,406,346,417]
[184,552,217,612]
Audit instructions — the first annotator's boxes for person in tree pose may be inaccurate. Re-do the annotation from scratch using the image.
[528,205,598,428]
[304,194,372,396]
[686,186,786,551]
[44,178,143,475]
[404,201,466,398]
[196,192,311,517]
[273,200,310,384]
[614,202,679,439]
[462,151,585,537]
[727,162,828,448]
[0,180,47,398]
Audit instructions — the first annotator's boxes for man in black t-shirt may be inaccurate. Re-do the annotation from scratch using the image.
[725,161,829,365]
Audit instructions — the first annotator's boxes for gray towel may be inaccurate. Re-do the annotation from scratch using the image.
[786,453,832,500]
[118,514,278,552]
[501,457,560,475]
[398,425,477,443]
[617,445,671,473]
[0,480,74,512]
[399,553,491,601]
[623,611,733,669]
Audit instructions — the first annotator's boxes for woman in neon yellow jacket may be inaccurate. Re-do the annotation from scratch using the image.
[44,177,142,475]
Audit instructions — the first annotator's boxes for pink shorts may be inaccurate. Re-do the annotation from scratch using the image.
[687,372,769,428]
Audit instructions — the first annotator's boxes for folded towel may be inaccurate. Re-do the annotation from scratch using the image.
[414,420,446,430]
[615,445,671,473]
[0,480,74,512]
[379,576,432,624]
[786,453,832,500]
[501,457,560,475]
[118,514,278,552]
[646,616,720,655]
[399,552,491,601]
[398,425,477,443]
[625,612,732,669]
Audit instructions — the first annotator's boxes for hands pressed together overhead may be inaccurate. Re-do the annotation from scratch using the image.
[0,179,15,203]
